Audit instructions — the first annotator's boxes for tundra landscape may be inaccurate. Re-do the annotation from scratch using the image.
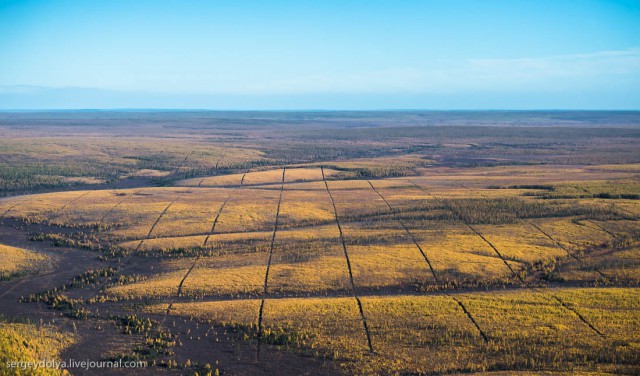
[0,111,639,375]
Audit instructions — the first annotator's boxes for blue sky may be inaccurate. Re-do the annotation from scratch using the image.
[1,0,639,109]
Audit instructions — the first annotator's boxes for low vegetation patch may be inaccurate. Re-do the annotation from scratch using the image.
[0,244,49,281]
[0,318,75,376]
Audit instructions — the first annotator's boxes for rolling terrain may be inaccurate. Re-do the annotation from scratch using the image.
[0,111,639,375]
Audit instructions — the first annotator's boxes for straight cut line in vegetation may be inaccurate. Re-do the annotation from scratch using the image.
[367,180,439,284]
[368,180,489,342]
[524,219,610,281]
[177,192,236,298]
[176,151,195,179]
[203,175,245,248]
[456,182,611,282]
[613,205,638,219]
[170,184,240,311]
[181,151,194,166]
[257,167,286,360]
[416,181,608,338]
[161,181,249,348]
[585,219,618,239]
[134,201,176,253]
[0,199,26,222]
[450,295,490,342]
[196,158,218,187]
[570,183,638,211]
[95,189,145,232]
[547,293,606,338]
[53,191,92,216]
[407,180,521,282]
[323,166,375,354]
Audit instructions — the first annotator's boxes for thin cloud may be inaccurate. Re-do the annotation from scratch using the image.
[221,47,640,94]
[1,48,639,98]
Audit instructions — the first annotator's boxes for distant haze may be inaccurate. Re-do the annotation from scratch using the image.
[1,0,639,110]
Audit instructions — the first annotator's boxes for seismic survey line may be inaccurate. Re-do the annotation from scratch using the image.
[256,168,286,360]
[367,180,489,342]
[323,167,375,353]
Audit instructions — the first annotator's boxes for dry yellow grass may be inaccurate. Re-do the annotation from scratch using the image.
[124,168,172,178]
[453,289,611,373]
[332,288,640,374]
[0,321,75,376]
[411,225,514,282]
[360,294,486,374]
[356,179,408,189]
[104,201,175,240]
[555,243,640,287]
[212,189,280,233]
[323,179,370,190]
[553,179,640,198]
[148,190,228,238]
[182,265,267,297]
[0,243,49,280]
[551,287,640,341]
[585,163,640,172]
[0,197,22,216]
[261,297,371,358]
[277,189,335,226]
[282,167,323,182]
[268,237,351,294]
[102,256,199,299]
[614,200,640,217]
[159,296,370,363]
[47,190,137,228]
[5,187,204,240]
[320,154,426,175]
[412,164,639,189]
[267,256,351,293]
[275,224,337,241]
[240,169,285,186]
[65,186,279,242]
[104,251,270,299]
[267,181,328,191]
[325,180,388,218]
[150,299,262,325]
[475,223,566,264]
[3,160,638,375]
[145,287,640,374]
[4,191,88,224]
[589,219,637,237]
[105,260,266,299]
[365,183,436,208]
[195,234,352,295]
[104,269,186,299]
[179,173,244,187]
[120,224,346,254]
[531,218,615,250]
[344,240,435,289]
[119,234,208,252]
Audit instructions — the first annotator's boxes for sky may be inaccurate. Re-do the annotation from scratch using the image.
[0,0,639,109]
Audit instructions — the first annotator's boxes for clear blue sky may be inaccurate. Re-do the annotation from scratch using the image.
[1,0,639,109]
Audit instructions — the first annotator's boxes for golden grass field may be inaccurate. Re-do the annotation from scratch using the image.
[145,287,640,375]
[1,162,639,375]
[0,320,74,376]
[0,243,49,281]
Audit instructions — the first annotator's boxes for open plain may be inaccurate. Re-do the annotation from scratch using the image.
[0,111,639,375]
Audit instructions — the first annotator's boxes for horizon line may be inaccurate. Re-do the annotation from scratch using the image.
[1,108,639,112]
